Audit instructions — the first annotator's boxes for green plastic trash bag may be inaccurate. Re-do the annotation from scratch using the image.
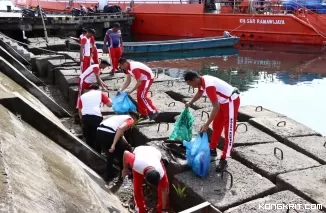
[169,108,194,141]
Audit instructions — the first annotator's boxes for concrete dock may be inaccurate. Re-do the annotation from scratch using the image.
[0,36,325,212]
[0,11,135,37]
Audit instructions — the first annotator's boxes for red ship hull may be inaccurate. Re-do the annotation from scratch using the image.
[116,2,326,45]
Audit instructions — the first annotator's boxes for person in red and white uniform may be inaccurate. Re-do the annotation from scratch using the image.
[90,35,99,65]
[79,28,87,42]
[122,146,169,213]
[184,71,240,172]
[95,111,139,181]
[76,60,110,108]
[80,28,95,73]
[77,83,112,150]
[118,57,159,120]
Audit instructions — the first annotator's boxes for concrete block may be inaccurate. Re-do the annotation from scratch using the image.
[249,117,322,142]
[147,141,188,176]
[225,190,324,213]
[183,97,211,110]
[174,158,276,211]
[68,86,79,108]
[104,76,136,91]
[48,66,80,84]
[232,142,320,182]
[55,69,80,99]
[47,59,77,83]
[152,69,175,82]
[238,105,286,122]
[166,84,199,102]
[31,55,65,77]
[134,123,174,143]
[276,165,326,210]
[219,122,277,148]
[130,92,187,123]
[0,47,41,85]
[283,136,326,164]
[0,63,69,118]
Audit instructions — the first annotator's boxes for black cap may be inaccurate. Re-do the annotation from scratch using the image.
[113,22,120,27]
[87,28,96,34]
[100,59,111,66]
[89,83,100,90]
[129,110,139,120]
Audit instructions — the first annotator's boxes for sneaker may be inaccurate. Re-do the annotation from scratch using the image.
[210,149,217,157]
[149,111,160,121]
[216,159,228,172]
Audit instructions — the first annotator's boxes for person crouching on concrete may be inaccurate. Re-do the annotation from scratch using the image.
[184,71,240,172]
[76,59,110,109]
[118,57,159,121]
[96,111,139,181]
[122,146,169,213]
[77,83,112,150]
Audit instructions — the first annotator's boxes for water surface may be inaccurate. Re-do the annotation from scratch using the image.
[143,42,326,136]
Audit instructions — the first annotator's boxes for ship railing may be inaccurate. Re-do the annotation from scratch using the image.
[109,0,202,4]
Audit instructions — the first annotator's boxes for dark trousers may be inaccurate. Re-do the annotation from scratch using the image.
[95,129,127,180]
[82,115,103,150]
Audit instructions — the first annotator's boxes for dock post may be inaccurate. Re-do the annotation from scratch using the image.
[37,0,48,43]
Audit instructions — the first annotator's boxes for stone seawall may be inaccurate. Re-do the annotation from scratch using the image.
[0,39,325,213]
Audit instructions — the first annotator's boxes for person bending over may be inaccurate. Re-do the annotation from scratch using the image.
[77,83,112,149]
[184,71,240,172]
[76,59,110,108]
[95,111,139,181]
[122,146,169,213]
[118,57,159,120]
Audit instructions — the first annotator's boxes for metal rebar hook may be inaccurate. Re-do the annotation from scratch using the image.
[221,170,233,190]
[167,80,174,86]
[277,121,286,127]
[274,147,283,160]
[204,96,207,102]
[154,71,159,78]
[286,206,299,213]
[255,106,263,112]
[201,111,209,120]
[157,123,169,132]
[116,78,124,83]
[168,102,175,107]
[148,91,153,97]
[323,142,326,148]
[236,123,248,132]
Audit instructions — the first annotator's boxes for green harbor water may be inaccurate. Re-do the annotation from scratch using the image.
[127,40,326,136]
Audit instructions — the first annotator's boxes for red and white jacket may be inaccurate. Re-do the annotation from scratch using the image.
[77,90,111,117]
[125,146,167,185]
[79,64,100,84]
[125,61,154,81]
[81,36,91,57]
[198,75,238,104]
[97,115,134,133]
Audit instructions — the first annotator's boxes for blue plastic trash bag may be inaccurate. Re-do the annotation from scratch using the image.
[183,132,211,177]
[169,108,194,142]
[112,92,137,114]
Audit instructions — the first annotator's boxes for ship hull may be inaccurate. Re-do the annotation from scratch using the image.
[130,13,325,45]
